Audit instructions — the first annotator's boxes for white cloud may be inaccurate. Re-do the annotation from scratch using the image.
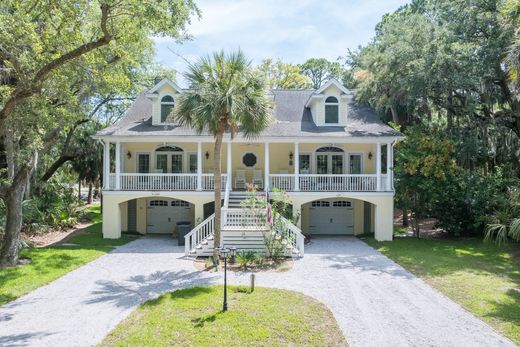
[153,0,409,85]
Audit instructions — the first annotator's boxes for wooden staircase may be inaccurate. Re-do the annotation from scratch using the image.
[184,189,304,258]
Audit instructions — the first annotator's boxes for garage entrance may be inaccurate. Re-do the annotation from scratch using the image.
[146,199,192,234]
[308,199,354,235]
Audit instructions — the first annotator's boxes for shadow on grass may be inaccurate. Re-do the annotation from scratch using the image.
[192,310,223,328]
[84,271,216,309]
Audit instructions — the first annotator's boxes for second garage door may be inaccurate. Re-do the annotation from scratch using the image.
[309,200,354,235]
[147,199,192,234]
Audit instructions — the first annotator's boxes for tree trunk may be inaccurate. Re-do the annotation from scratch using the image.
[0,181,26,267]
[402,209,409,227]
[87,183,93,205]
[390,105,400,125]
[78,179,81,200]
[212,130,225,264]
[94,179,100,199]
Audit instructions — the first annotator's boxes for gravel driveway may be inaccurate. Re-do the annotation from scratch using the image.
[0,236,514,347]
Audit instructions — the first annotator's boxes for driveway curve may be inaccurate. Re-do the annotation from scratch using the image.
[0,237,514,347]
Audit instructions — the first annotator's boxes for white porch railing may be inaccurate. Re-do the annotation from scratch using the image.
[107,173,227,191]
[221,208,268,230]
[269,174,295,191]
[274,214,305,257]
[299,174,378,191]
[184,213,215,255]
[202,173,228,191]
[269,174,391,192]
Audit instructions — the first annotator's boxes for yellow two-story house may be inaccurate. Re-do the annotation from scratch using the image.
[94,78,402,256]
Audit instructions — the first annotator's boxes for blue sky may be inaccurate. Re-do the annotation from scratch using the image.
[154,0,409,85]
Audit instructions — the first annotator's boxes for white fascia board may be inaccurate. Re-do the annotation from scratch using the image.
[304,94,324,108]
[315,78,350,95]
[92,134,404,144]
[147,78,183,94]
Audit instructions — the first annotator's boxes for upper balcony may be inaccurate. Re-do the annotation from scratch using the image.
[102,141,394,193]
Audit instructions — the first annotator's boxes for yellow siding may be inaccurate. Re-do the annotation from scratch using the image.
[120,142,377,174]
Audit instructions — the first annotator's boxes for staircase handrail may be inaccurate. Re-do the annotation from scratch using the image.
[184,213,215,255]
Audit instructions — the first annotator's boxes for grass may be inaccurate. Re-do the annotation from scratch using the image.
[100,285,347,347]
[362,236,520,344]
[0,204,135,306]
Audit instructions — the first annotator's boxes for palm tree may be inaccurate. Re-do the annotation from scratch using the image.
[174,50,272,262]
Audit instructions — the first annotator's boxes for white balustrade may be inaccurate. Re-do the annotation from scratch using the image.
[202,173,228,190]
[269,174,295,191]
[298,174,378,191]
[184,214,215,255]
[222,208,268,230]
[273,213,305,256]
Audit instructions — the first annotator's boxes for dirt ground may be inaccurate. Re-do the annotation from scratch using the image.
[394,209,446,239]
[22,220,92,247]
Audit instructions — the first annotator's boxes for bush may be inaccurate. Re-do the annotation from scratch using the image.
[235,250,258,269]
[22,177,83,232]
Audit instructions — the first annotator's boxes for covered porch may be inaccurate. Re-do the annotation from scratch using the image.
[102,140,394,192]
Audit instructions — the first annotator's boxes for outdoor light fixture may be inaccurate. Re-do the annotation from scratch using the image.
[205,151,210,160]
[289,151,294,166]
[219,247,230,311]
[368,152,373,160]
[126,151,132,159]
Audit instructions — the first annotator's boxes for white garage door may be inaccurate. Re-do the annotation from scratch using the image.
[147,199,192,234]
[309,200,354,235]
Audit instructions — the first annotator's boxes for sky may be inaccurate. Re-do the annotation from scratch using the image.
[154,0,409,86]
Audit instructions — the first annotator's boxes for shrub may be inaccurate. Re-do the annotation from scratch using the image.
[235,250,258,269]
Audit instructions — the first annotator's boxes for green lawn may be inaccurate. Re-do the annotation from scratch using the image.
[101,285,346,347]
[0,205,135,306]
[362,236,520,344]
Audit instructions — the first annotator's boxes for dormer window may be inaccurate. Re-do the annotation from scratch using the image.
[325,96,339,124]
[160,95,175,123]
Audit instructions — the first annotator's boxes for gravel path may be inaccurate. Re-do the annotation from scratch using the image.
[0,237,514,347]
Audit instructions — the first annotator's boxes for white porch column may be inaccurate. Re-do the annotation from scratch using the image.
[386,142,392,191]
[374,197,394,241]
[294,142,300,191]
[264,142,270,191]
[103,140,110,189]
[376,142,382,191]
[115,141,121,190]
[227,141,232,189]
[197,142,202,191]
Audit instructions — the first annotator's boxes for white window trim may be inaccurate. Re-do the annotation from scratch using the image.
[299,152,312,174]
[135,152,151,173]
[324,96,340,125]
[187,152,198,173]
[347,152,364,174]
[314,146,345,174]
[158,93,175,125]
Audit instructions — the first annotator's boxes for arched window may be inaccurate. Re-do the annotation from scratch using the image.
[316,146,344,153]
[160,95,175,123]
[324,96,339,124]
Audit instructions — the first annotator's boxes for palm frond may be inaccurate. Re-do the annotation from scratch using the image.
[509,218,520,241]
[484,223,509,246]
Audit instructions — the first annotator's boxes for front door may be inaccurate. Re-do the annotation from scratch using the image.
[316,153,344,174]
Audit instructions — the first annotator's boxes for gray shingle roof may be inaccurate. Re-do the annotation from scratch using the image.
[96,89,401,138]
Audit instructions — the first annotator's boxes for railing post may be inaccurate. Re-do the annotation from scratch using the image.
[264,142,270,191]
[103,140,110,189]
[386,142,392,191]
[376,143,381,191]
[294,142,300,191]
[197,142,202,191]
[115,141,121,190]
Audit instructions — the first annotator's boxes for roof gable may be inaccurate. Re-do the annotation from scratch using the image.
[146,78,183,97]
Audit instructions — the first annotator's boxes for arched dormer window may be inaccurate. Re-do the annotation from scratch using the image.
[160,95,175,123]
[324,96,339,124]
